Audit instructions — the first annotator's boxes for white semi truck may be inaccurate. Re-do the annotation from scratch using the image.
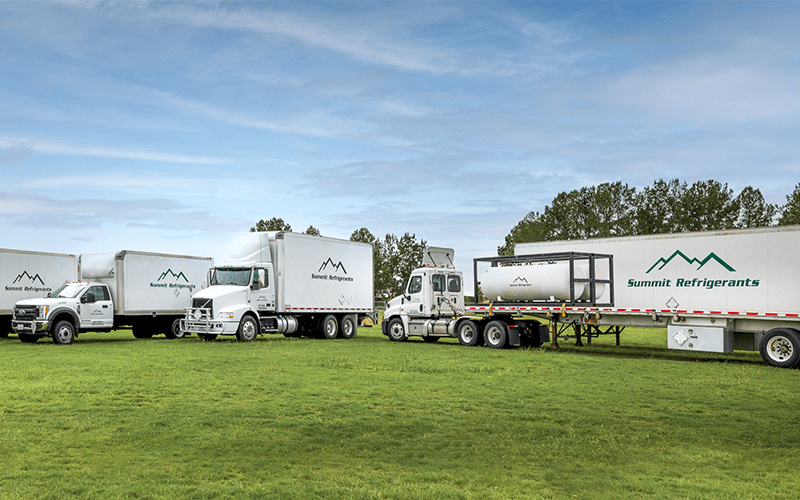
[382,247,551,349]
[12,250,212,344]
[180,231,373,342]
[1,248,78,337]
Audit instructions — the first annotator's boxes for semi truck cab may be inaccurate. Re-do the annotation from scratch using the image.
[388,266,464,320]
[182,264,278,341]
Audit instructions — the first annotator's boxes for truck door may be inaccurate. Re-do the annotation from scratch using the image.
[405,273,427,317]
[252,267,275,312]
[79,285,114,329]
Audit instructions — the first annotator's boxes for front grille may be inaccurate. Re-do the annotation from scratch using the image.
[192,298,212,315]
[14,305,38,321]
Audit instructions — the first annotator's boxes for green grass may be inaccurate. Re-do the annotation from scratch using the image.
[1,325,798,499]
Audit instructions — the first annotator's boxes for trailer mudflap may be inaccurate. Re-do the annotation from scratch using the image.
[507,325,521,346]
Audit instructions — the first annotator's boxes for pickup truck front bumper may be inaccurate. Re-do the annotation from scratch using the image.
[12,320,49,335]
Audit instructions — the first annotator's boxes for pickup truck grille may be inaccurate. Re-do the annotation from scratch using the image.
[192,298,212,315]
[14,305,38,321]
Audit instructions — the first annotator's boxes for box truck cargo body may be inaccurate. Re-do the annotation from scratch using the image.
[505,226,800,367]
[12,250,212,344]
[1,248,78,337]
[181,231,373,341]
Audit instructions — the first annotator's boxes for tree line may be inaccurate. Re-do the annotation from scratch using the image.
[498,180,800,255]
[250,217,425,299]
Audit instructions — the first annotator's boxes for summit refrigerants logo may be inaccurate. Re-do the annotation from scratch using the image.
[510,276,532,288]
[646,250,735,273]
[312,258,353,282]
[628,250,760,290]
[150,269,195,290]
[5,270,51,293]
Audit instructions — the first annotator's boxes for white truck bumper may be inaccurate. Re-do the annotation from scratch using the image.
[12,320,49,334]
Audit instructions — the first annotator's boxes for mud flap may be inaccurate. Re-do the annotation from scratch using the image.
[538,324,550,344]
[507,325,521,346]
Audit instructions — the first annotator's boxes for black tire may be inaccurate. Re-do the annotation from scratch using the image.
[759,328,800,368]
[236,316,258,342]
[484,320,508,349]
[322,315,339,339]
[52,320,76,345]
[457,320,481,347]
[164,318,185,339]
[18,334,38,343]
[386,318,407,342]
[132,323,154,339]
[340,315,357,339]
[198,333,218,342]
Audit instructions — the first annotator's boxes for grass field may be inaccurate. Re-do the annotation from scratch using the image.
[1,324,798,499]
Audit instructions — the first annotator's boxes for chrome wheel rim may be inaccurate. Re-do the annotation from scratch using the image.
[767,335,794,363]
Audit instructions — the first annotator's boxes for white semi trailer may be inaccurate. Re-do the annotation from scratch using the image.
[1,248,78,337]
[12,250,212,344]
[489,225,800,368]
[180,231,374,342]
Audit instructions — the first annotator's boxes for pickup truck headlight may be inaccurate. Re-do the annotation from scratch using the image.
[39,306,49,318]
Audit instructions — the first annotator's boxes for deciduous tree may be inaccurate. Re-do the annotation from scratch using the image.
[250,217,292,232]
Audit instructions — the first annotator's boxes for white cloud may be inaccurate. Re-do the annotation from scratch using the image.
[0,135,230,164]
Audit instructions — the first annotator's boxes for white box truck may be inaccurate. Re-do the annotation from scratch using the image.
[12,250,212,344]
[181,231,373,341]
[1,248,78,337]
[498,225,800,368]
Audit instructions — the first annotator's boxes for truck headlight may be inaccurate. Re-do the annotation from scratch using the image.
[39,306,49,318]
[218,312,234,319]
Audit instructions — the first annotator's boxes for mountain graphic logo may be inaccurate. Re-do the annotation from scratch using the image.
[157,269,189,282]
[646,250,735,274]
[13,271,45,285]
[319,258,347,274]
[512,277,529,284]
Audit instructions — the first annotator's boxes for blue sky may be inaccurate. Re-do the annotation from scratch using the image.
[2,1,799,284]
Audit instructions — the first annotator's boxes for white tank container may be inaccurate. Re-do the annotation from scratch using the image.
[480,262,605,302]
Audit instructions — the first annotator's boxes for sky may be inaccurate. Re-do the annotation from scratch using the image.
[1,0,799,291]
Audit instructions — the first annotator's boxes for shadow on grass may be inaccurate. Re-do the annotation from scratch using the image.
[540,341,766,366]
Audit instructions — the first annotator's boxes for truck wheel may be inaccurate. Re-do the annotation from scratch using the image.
[322,315,339,339]
[386,318,407,342]
[340,315,357,339]
[165,318,184,339]
[53,320,75,345]
[484,320,508,349]
[759,328,800,368]
[18,334,38,343]
[457,320,481,347]
[236,316,258,342]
